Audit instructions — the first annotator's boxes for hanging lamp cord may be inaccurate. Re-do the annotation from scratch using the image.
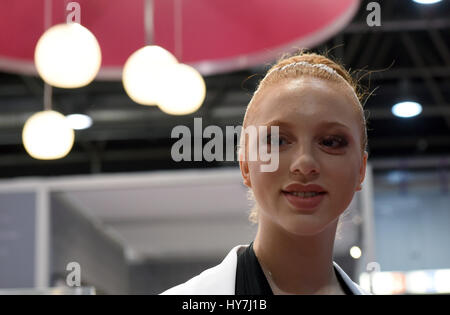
[43,0,53,111]
[144,0,154,45]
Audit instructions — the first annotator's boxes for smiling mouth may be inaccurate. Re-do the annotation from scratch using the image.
[282,191,327,198]
[281,191,327,211]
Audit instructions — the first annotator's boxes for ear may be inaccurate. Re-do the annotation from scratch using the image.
[239,155,252,188]
[356,151,368,191]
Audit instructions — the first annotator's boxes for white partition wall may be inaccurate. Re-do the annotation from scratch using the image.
[0,191,38,288]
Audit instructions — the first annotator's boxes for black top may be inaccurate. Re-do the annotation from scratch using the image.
[235,242,354,295]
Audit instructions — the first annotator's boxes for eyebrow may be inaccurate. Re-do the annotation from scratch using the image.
[262,119,351,130]
[262,120,295,128]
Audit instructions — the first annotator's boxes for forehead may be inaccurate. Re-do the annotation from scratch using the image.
[250,77,360,131]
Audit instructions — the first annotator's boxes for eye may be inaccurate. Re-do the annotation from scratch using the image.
[266,134,288,146]
[321,136,348,149]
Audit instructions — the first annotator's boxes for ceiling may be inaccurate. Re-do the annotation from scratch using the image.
[0,0,450,178]
[0,0,359,77]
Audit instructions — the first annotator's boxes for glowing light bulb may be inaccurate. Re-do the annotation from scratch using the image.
[392,101,422,118]
[350,246,362,259]
[66,114,92,130]
[122,45,178,105]
[157,63,206,115]
[22,111,75,160]
[412,0,442,4]
[35,23,102,88]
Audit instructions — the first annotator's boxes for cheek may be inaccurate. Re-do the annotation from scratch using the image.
[322,155,361,202]
[248,160,282,200]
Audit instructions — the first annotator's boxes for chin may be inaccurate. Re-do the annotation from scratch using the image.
[280,214,334,237]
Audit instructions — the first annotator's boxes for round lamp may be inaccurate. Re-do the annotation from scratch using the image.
[392,101,423,118]
[22,111,75,160]
[34,23,102,88]
[157,63,206,115]
[122,45,178,105]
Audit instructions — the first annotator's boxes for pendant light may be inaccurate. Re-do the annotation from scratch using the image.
[123,0,206,114]
[123,45,178,105]
[122,0,178,106]
[34,0,102,88]
[391,79,423,118]
[157,0,206,115]
[157,63,206,115]
[22,84,75,160]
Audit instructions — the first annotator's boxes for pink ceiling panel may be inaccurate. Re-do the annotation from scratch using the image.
[0,0,359,78]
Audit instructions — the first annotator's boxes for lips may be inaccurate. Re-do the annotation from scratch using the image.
[282,183,327,193]
[282,183,327,212]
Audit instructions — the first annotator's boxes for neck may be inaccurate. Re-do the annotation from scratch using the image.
[253,215,341,295]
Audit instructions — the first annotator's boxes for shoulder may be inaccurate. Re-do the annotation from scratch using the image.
[159,244,248,295]
[332,262,371,295]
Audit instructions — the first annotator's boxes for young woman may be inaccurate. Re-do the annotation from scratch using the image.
[161,51,370,295]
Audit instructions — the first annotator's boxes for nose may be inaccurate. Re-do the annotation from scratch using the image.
[289,144,320,178]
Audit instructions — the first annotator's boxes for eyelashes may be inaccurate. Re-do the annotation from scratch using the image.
[265,134,348,149]
[321,136,348,149]
[265,134,288,146]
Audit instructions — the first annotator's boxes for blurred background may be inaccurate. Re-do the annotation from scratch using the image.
[0,0,449,295]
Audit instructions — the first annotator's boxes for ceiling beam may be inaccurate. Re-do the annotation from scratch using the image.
[345,18,450,33]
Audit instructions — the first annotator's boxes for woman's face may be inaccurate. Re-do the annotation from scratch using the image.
[240,76,368,236]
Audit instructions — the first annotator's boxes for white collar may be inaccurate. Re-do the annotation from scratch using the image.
[160,244,369,295]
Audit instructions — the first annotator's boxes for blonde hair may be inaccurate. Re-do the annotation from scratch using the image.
[238,50,370,224]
